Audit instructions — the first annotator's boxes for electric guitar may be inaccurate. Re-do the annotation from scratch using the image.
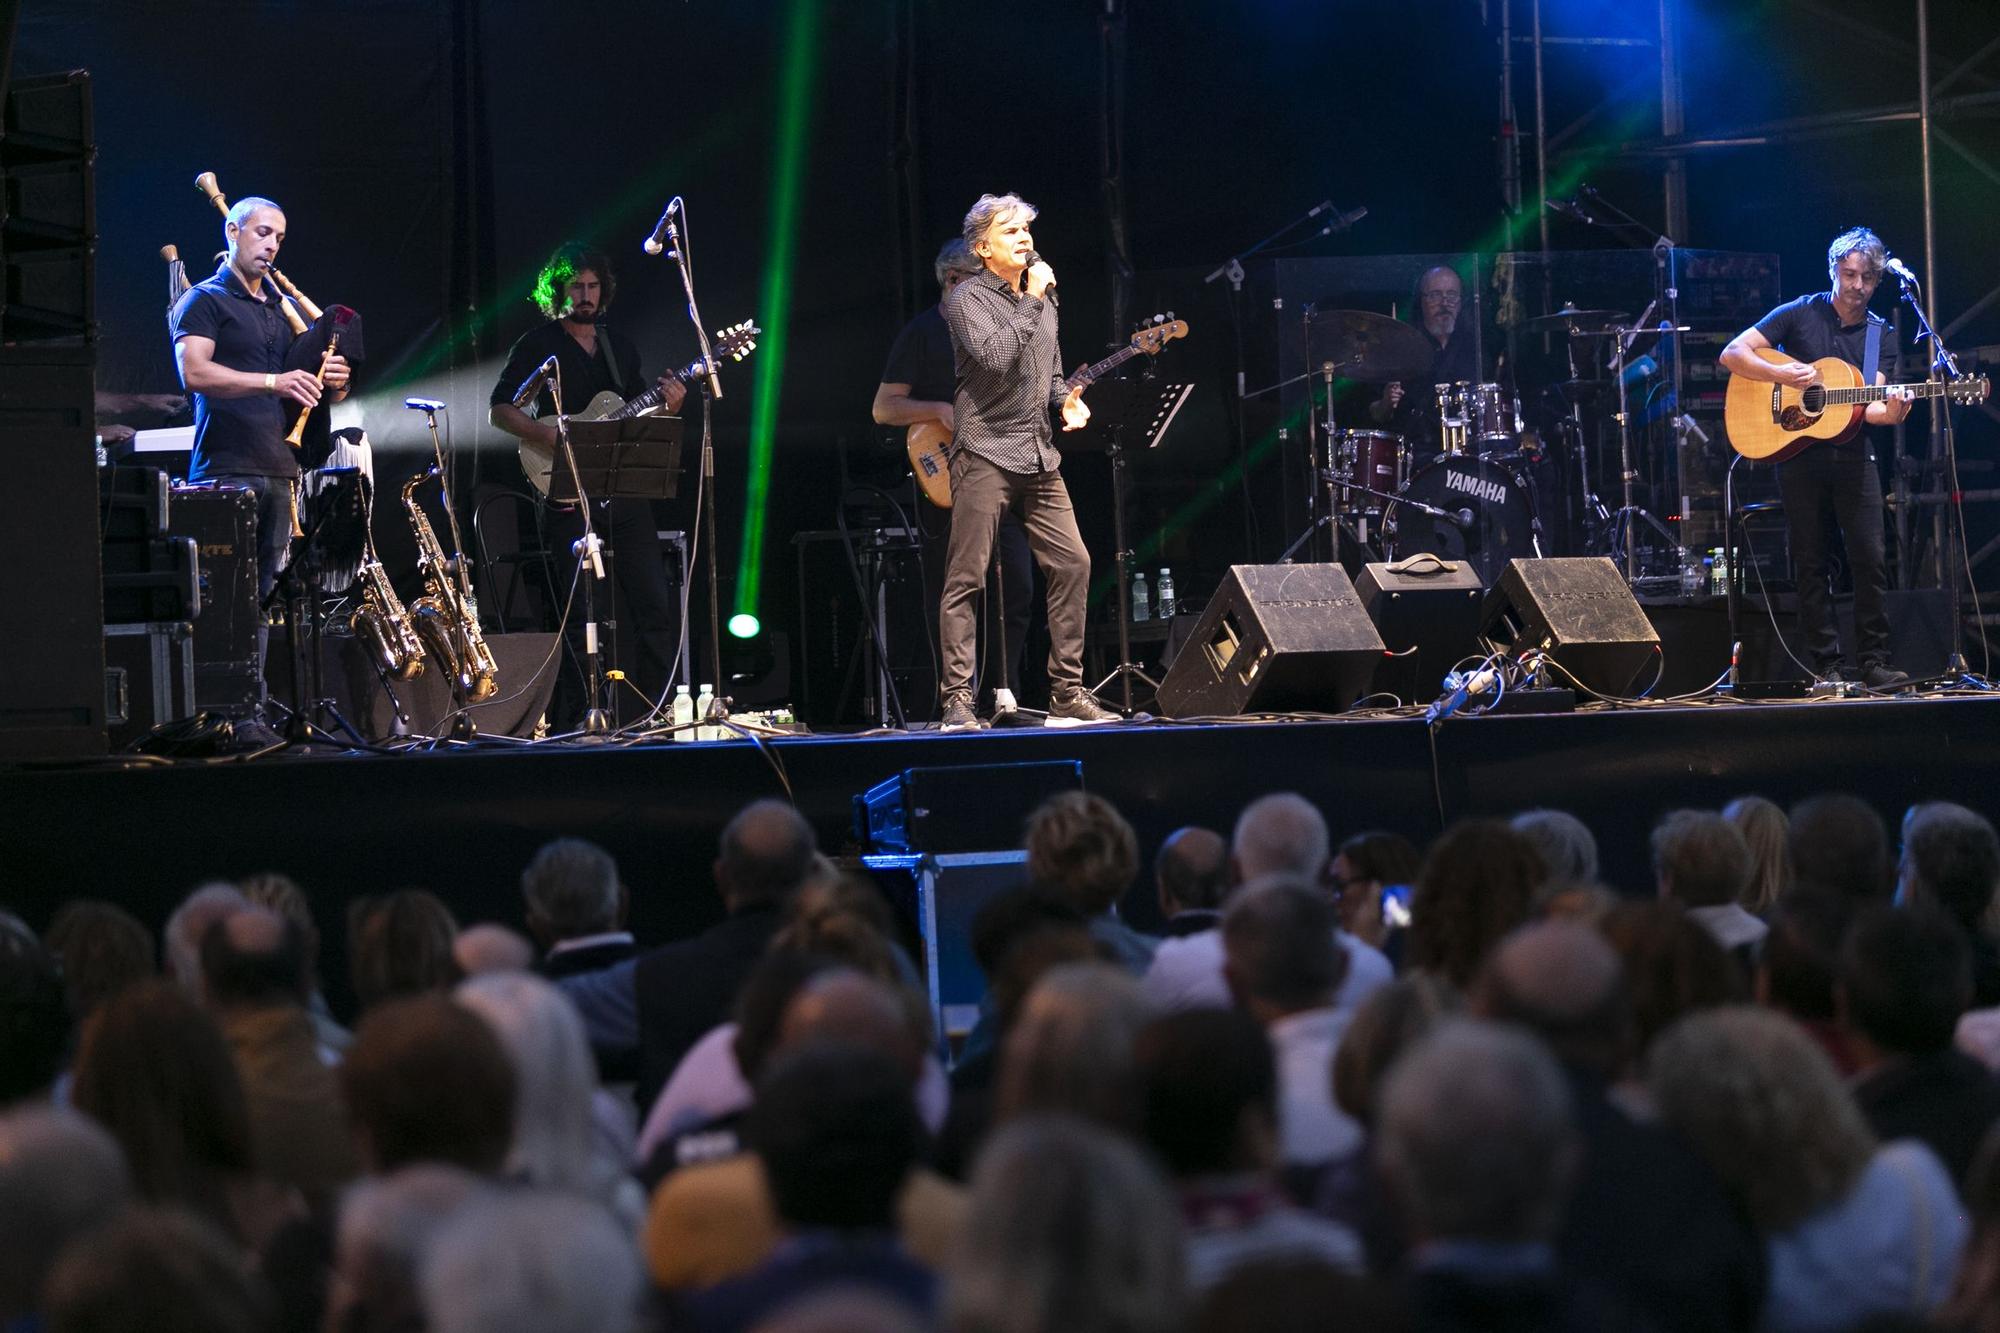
[1723,347,1989,463]
[908,315,1190,508]
[519,320,759,497]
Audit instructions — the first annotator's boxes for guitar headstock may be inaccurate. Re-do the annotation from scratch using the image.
[711,320,760,363]
[1951,374,1992,406]
[1128,313,1189,356]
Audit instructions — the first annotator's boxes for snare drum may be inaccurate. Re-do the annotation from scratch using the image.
[1330,430,1406,516]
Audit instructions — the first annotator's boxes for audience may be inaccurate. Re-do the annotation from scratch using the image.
[0,1106,130,1329]
[1024,791,1156,973]
[1757,888,1860,1074]
[996,961,1151,1133]
[1898,801,2000,1006]
[0,914,68,1106]
[44,1205,276,1333]
[520,835,635,977]
[1597,899,1745,1057]
[163,882,250,990]
[1405,819,1542,992]
[1938,1125,2000,1333]
[326,1164,488,1333]
[340,993,515,1176]
[418,1188,642,1333]
[1651,809,1764,963]
[1789,793,1893,905]
[239,870,350,1055]
[43,899,154,1023]
[1723,794,1792,915]
[452,922,535,976]
[1509,808,1599,891]
[1153,825,1229,938]
[348,889,462,1011]
[1328,831,1420,953]
[1647,1005,1967,1331]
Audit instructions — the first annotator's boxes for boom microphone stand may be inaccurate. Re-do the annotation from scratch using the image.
[1892,264,1977,678]
[542,373,614,736]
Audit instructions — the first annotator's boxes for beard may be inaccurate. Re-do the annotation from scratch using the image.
[564,306,602,324]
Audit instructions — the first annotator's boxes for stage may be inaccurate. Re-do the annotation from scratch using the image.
[5,689,1996,1001]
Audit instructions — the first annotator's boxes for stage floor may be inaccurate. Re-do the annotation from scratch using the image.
[6,689,1999,992]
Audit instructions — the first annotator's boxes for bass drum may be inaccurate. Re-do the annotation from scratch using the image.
[1383,456,1539,587]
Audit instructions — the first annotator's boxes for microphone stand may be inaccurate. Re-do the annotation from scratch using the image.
[1893,269,1975,678]
[659,205,727,708]
[545,370,613,736]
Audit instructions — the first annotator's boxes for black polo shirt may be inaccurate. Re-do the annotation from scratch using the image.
[1754,292,1884,373]
[880,304,956,405]
[170,263,298,480]
[490,319,644,421]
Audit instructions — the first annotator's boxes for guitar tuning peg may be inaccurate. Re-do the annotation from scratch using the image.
[1165,311,1175,321]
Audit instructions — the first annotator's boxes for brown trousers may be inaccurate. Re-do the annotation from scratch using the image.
[940,452,1090,694]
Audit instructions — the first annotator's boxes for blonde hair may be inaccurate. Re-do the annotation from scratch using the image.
[1723,795,1791,914]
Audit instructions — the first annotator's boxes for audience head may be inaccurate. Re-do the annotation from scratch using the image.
[1646,1005,1875,1231]
[1939,1125,2000,1332]
[67,979,253,1233]
[1135,1007,1277,1178]
[0,1107,130,1320]
[1474,920,1630,1078]
[1195,1257,1409,1333]
[349,890,462,1011]
[1231,792,1330,884]
[1330,831,1421,942]
[715,799,819,911]
[1789,793,1892,905]
[454,971,599,1192]
[729,949,844,1088]
[751,1039,924,1232]
[238,871,324,994]
[418,1189,641,1333]
[44,900,155,1022]
[946,1115,1184,1333]
[1839,904,1973,1058]
[1510,808,1599,888]
[1376,1019,1577,1245]
[778,968,930,1084]
[0,914,68,1105]
[1407,819,1544,990]
[451,923,535,977]
[329,1164,488,1333]
[1155,825,1229,918]
[1899,802,2000,937]
[755,1289,931,1333]
[1331,974,1459,1126]
[1025,792,1140,916]
[44,1205,275,1333]
[997,962,1151,1131]
[1221,876,1347,1019]
[1652,809,1753,908]
[1723,795,1792,913]
[519,836,625,948]
[969,888,1102,1035]
[341,994,515,1175]
[770,888,930,1038]
[1757,887,1853,1023]
[164,882,250,990]
[199,907,307,1010]
[1597,900,1745,1055]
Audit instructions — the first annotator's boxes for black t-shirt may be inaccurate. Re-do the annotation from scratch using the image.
[170,264,298,480]
[1378,321,1482,439]
[1754,292,1884,372]
[879,304,955,405]
[490,319,645,421]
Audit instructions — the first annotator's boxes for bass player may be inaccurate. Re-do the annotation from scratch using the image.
[1719,226,1914,690]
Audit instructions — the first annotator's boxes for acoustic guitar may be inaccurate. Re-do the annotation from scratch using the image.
[1723,347,1988,463]
[519,321,759,497]
[908,315,1190,508]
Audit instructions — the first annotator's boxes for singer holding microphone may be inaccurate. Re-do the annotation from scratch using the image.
[1719,226,1913,690]
[489,241,687,728]
[936,192,1118,731]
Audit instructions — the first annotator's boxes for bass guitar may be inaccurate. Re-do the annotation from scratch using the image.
[520,320,759,497]
[909,315,1189,508]
[1723,347,1988,463]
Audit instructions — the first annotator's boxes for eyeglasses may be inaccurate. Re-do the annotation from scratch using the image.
[1420,290,1461,305]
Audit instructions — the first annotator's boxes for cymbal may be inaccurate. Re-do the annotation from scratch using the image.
[1303,309,1436,383]
[1525,305,1628,332]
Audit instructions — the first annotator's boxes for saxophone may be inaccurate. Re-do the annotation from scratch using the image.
[402,466,499,703]
[350,550,426,681]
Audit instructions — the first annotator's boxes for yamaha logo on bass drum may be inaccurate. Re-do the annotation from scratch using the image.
[1443,469,1512,505]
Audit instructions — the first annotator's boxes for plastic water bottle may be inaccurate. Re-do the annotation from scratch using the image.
[1131,571,1151,622]
[671,685,694,741]
[1157,568,1177,619]
[1679,553,1704,600]
[694,683,716,741]
[1710,547,1730,597]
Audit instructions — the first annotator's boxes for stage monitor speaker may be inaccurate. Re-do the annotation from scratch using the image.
[1356,559,1484,703]
[1155,563,1385,717]
[1479,557,1659,696]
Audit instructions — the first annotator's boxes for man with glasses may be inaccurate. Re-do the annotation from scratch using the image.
[1368,265,1480,445]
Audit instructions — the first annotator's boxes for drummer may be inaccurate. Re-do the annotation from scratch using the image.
[1367,265,1480,443]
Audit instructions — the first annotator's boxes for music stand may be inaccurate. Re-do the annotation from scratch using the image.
[1077,381,1195,709]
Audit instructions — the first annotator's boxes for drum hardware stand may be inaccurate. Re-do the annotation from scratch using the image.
[1607,316,1691,583]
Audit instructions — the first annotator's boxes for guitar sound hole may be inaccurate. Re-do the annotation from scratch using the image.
[1801,386,1824,412]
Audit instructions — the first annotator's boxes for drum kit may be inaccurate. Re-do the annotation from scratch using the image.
[1301,303,1669,586]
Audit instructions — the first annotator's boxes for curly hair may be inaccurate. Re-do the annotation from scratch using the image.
[1025,792,1138,916]
[1646,1005,1875,1232]
[1406,819,1544,989]
[531,242,615,321]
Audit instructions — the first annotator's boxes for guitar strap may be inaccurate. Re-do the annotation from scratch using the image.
[1863,317,1882,388]
[594,324,631,399]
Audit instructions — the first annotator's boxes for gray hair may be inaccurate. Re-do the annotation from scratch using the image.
[519,837,622,941]
[935,237,980,288]
[332,1165,488,1333]
[1827,226,1886,279]
[164,882,251,990]
[1900,801,2000,936]
[1221,876,1344,1010]
[1510,809,1599,887]
[418,1191,641,1333]
[962,192,1037,250]
[1376,1019,1577,1244]
[1232,792,1331,883]
[454,972,602,1198]
[946,1115,1184,1333]
[997,962,1153,1127]
[1651,810,1753,909]
[0,1108,130,1318]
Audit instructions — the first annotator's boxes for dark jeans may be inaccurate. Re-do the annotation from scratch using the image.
[1775,441,1890,669]
[941,453,1089,693]
[543,496,681,726]
[206,472,294,680]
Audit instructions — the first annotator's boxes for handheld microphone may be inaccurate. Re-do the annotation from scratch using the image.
[642,198,680,256]
[1885,254,1919,285]
[509,356,559,411]
[403,397,447,413]
[1025,249,1058,309]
